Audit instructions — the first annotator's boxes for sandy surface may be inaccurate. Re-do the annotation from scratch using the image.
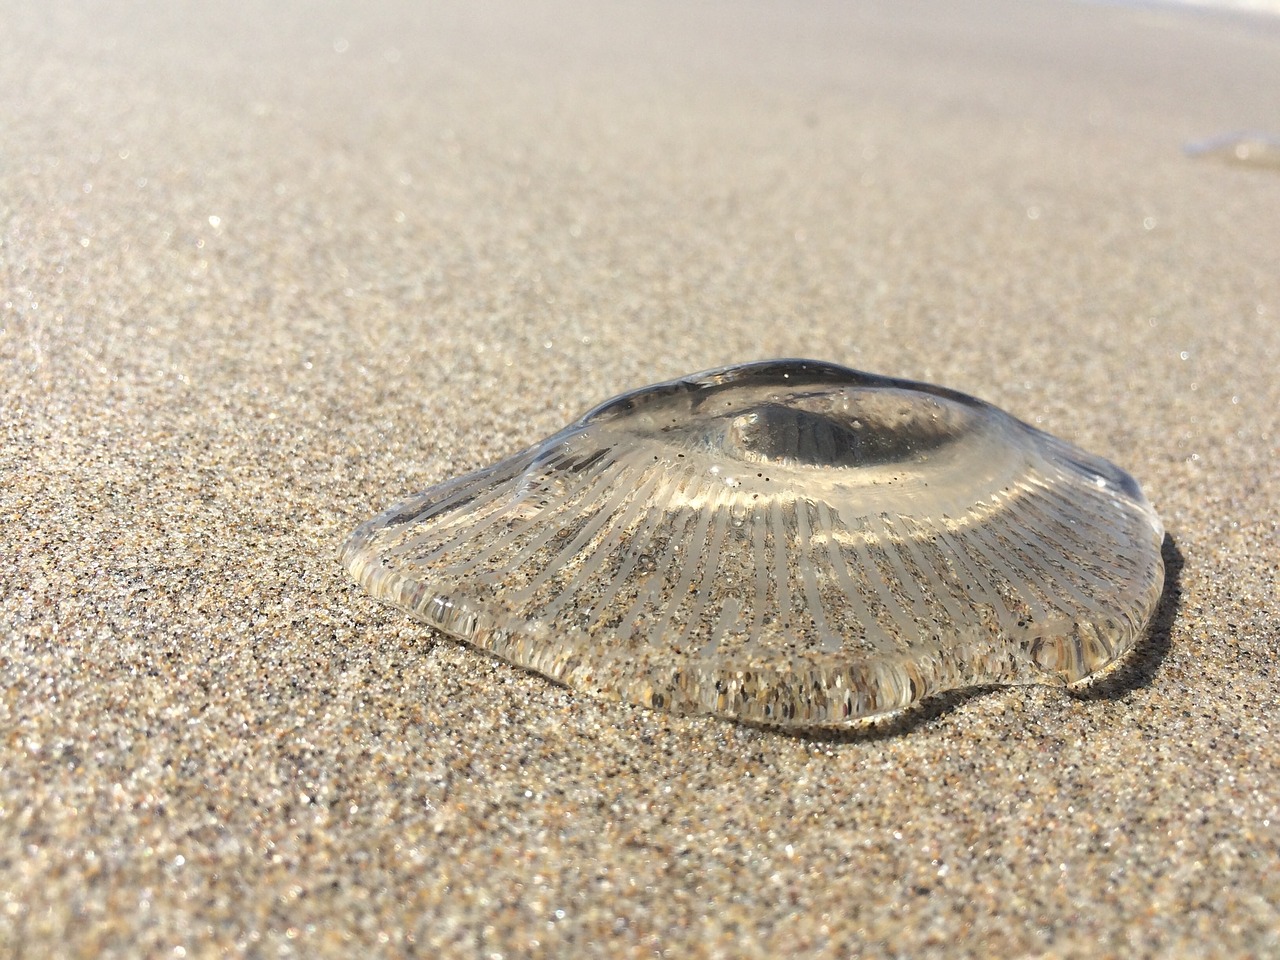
[3,0,1279,956]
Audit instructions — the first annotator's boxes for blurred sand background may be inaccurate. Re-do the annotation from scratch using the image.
[3,0,1279,956]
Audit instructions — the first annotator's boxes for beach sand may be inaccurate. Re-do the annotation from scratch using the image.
[3,0,1279,955]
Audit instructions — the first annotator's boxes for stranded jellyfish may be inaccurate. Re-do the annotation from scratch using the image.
[342,360,1165,727]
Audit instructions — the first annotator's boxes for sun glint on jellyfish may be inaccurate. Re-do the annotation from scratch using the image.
[343,360,1165,727]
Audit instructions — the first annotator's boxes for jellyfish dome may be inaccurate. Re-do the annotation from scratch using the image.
[342,360,1165,727]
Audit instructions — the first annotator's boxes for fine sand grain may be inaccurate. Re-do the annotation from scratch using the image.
[3,0,1279,956]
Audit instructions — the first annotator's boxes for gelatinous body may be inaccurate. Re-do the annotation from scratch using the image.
[343,360,1165,727]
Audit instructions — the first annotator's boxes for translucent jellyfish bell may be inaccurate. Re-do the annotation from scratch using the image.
[342,360,1165,727]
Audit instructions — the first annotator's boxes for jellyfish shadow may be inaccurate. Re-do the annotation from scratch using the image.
[754,533,1183,744]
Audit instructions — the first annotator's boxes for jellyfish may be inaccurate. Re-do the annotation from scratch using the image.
[343,360,1165,727]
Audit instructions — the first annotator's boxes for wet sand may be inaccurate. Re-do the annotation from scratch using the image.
[3,0,1279,955]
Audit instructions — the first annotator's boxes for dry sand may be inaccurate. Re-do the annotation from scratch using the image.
[3,0,1279,956]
